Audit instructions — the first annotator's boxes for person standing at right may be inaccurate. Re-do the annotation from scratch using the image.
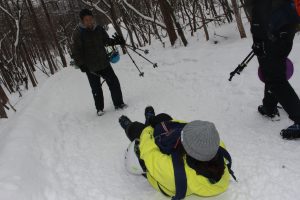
[244,0,300,139]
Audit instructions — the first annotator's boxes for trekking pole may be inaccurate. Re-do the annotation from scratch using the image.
[126,48,145,77]
[125,44,149,55]
[229,50,255,81]
[126,46,158,68]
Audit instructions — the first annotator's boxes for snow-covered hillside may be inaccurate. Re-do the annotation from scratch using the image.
[0,22,300,200]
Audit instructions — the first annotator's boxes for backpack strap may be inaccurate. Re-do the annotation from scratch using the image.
[79,27,85,44]
[219,147,237,182]
[171,151,187,200]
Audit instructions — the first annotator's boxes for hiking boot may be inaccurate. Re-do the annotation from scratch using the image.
[119,115,132,130]
[115,104,128,110]
[281,124,300,140]
[145,106,155,124]
[97,110,105,116]
[258,105,280,121]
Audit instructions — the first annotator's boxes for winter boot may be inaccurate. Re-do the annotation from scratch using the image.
[145,106,155,125]
[258,105,280,121]
[115,104,128,110]
[119,115,132,131]
[97,110,105,116]
[281,124,300,139]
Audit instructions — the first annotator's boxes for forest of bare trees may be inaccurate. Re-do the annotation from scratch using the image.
[0,0,247,118]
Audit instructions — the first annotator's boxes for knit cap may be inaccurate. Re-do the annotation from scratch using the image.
[181,120,220,161]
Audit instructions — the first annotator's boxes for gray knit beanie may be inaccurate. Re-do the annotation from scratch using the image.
[181,120,220,162]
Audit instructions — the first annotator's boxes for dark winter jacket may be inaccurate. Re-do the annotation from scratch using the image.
[244,0,299,40]
[243,0,287,19]
[71,24,116,72]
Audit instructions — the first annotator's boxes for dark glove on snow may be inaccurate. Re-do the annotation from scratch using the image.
[79,65,88,73]
[113,34,126,46]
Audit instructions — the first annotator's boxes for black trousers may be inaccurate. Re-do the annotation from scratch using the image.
[258,24,300,123]
[125,113,173,142]
[86,65,124,111]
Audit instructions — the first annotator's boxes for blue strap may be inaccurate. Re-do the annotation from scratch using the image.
[171,151,187,200]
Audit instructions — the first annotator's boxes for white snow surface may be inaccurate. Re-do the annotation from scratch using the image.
[1,23,300,200]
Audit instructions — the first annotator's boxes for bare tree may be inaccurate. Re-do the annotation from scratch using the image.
[0,84,8,118]
[40,0,68,67]
[231,0,246,38]
[0,0,249,118]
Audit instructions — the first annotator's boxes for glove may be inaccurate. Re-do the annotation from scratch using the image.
[252,40,267,58]
[113,34,126,46]
[79,65,88,73]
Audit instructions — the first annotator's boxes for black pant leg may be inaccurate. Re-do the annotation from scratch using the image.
[258,25,300,123]
[125,113,173,141]
[263,84,279,112]
[99,65,124,107]
[148,113,173,127]
[270,82,300,123]
[86,71,104,111]
[126,122,146,142]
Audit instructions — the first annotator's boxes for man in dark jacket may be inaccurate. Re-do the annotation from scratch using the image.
[71,9,127,116]
[244,0,300,139]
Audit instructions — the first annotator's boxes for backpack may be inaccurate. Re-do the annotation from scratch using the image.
[153,121,187,200]
[153,121,237,200]
[270,1,300,32]
[295,0,300,16]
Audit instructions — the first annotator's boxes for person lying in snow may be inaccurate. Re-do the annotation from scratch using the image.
[119,106,236,200]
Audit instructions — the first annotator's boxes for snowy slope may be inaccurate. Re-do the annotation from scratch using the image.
[0,22,300,200]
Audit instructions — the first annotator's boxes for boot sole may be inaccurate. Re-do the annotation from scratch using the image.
[97,112,105,116]
[258,111,280,122]
[115,105,129,111]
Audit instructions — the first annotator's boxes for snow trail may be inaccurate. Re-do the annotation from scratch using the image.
[0,24,300,200]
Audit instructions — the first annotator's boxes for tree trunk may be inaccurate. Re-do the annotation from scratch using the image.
[163,0,188,46]
[181,0,194,36]
[197,1,210,41]
[0,85,8,118]
[108,0,126,54]
[20,43,38,87]
[40,0,68,67]
[0,104,7,118]
[240,0,251,22]
[158,0,178,46]
[231,0,247,38]
[26,0,56,74]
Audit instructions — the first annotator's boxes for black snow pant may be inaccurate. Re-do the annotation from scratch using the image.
[125,113,173,142]
[86,65,124,111]
[258,24,300,124]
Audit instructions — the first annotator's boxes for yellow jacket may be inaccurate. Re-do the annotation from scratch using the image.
[139,125,230,198]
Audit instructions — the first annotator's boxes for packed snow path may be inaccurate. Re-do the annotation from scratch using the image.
[0,28,300,200]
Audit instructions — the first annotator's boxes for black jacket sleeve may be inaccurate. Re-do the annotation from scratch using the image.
[251,0,273,40]
[71,29,84,67]
[99,26,117,46]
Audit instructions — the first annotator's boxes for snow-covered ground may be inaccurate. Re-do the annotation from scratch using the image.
[0,22,300,200]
